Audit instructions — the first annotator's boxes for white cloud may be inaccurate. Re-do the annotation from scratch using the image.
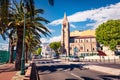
[41,35,61,43]
[0,43,9,51]
[0,43,8,46]
[69,23,76,28]
[49,19,62,26]
[49,2,120,29]
[40,38,49,43]
[48,28,55,33]
[49,36,61,43]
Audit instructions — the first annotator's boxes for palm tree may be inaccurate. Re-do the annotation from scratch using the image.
[8,30,17,63]
[7,0,51,70]
[0,0,54,23]
[25,29,41,63]
[0,0,54,70]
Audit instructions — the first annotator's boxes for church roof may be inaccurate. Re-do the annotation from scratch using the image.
[70,30,96,37]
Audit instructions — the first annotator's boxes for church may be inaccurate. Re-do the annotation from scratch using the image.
[61,13,99,57]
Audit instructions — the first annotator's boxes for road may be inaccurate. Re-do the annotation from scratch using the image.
[34,59,120,80]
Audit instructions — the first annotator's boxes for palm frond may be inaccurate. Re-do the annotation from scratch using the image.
[34,17,49,23]
[34,9,44,15]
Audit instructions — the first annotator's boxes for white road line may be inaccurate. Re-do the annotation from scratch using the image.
[64,69,69,71]
[70,73,84,80]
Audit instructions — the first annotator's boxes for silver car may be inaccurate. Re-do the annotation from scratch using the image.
[68,56,79,62]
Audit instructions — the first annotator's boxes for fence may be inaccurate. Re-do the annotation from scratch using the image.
[81,55,120,64]
[0,50,9,63]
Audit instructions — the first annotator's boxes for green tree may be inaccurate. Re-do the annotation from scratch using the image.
[32,47,42,55]
[96,20,120,51]
[49,42,61,54]
[37,48,42,55]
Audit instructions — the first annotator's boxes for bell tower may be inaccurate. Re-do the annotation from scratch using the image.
[61,13,70,56]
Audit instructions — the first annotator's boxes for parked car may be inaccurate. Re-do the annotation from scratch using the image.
[52,53,59,59]
[68,56,79,62]
[52,56,59,59]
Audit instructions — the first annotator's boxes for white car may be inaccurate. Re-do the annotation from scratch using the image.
[68,56,79,62]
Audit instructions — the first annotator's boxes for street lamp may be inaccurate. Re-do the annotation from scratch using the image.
[21,3,27,75]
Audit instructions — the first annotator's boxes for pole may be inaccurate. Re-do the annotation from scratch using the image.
[21,3,26,75]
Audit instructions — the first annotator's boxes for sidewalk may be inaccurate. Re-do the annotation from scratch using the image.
[11,63,30,80]
[84,64,120,75]
[0,63,17,80]
[0,61,31,80]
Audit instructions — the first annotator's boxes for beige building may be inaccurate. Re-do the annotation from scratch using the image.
[70,30,98,56]
[61,13,98,56]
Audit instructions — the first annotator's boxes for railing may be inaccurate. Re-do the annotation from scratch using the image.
[80,56,120,64]
[61,55,120,64]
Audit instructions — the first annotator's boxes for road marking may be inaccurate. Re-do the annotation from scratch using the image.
[64,69,69,71]
[70,73,84,80]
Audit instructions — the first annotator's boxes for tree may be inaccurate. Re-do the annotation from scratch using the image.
[7,0,51,70]
[96,20,120,51]
[8,31,17,63]
[0,0,54,70]
[49,42,61,54]
[25,32,42,62]
[37,48,42,55]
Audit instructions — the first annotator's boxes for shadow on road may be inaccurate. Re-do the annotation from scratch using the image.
[81,76,95,80]
[99,75,120,80]
[37,61,120,80]
[37,63,88,75]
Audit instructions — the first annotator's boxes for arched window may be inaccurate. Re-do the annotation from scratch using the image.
[93,48,95,51]
[80,46,83,50]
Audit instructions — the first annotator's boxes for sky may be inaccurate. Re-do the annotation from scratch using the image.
[1,0,120,50]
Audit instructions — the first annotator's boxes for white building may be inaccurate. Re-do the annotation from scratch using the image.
[41,43,54,58]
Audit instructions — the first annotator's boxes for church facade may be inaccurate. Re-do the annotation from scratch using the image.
[61,13,98,56]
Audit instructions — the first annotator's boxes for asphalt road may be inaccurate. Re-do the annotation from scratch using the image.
[35,59,120,80]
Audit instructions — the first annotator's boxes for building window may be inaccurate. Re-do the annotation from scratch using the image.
[75,39,78,43]
[93,48,95,51]
[80,47,83,50]
[81,40,83,42]
[70,38,74,43]
[86,40,88,42]
[87,49,89,52]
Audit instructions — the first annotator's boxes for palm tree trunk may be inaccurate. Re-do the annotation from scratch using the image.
[9,39,14,63]
[15,26,23,70]
[9,45,14,63]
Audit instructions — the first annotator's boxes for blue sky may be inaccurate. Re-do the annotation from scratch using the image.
[1,0,120,49]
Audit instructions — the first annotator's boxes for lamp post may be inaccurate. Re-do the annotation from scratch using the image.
[21,3,26,75]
